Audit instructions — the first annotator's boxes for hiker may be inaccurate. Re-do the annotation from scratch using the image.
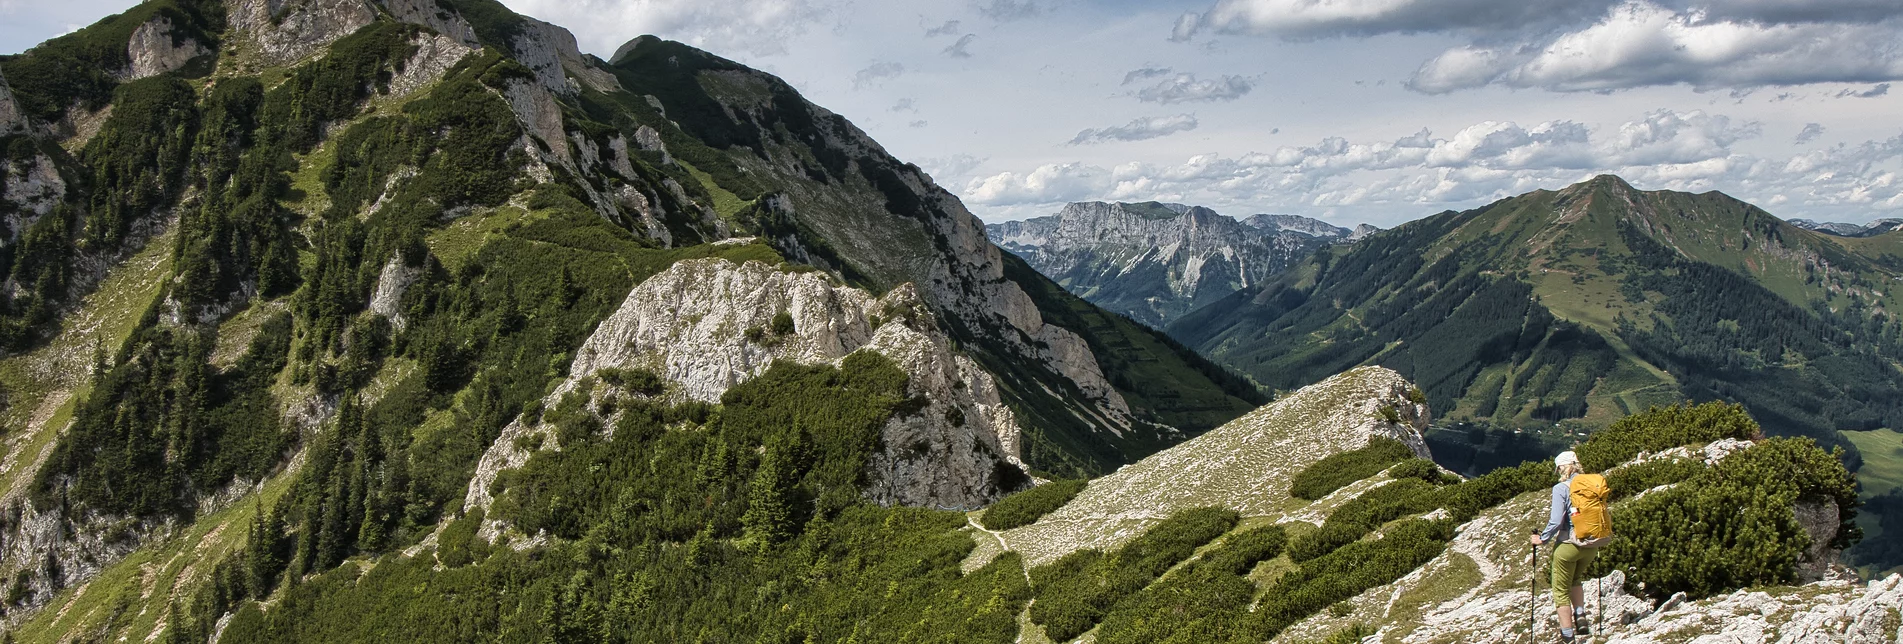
[1528,450,1613,643]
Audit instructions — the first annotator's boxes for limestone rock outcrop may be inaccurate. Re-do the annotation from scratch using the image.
[465,258,1029,530]
[126,16,210,80]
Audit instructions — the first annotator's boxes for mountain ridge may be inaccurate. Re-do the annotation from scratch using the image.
[0,1,1259,637]
[985,201,1374,327]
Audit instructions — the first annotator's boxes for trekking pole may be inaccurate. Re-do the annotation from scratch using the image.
[1596,574,1605,644]
[1529,530,1539,644]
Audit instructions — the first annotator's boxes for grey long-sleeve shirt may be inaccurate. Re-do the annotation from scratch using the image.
[1539,476,1575,544]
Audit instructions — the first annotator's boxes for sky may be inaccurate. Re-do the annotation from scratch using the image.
[5,1,1903,228]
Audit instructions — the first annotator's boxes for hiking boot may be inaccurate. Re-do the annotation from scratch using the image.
[1556,632,1575,644]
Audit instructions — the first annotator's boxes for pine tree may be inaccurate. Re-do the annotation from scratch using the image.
[741,444,796,551]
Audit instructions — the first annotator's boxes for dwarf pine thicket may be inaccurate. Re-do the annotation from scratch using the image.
[1287,437,1414,500]
[979,479,1086,530]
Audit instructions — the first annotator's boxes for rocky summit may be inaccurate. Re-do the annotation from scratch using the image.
[986,201,1372,327]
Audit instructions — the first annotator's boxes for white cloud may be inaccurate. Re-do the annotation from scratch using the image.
[499,0,838,57]
[1179,0,1903,93]
[965,163,1114,205]
[1135,73,1255,103]
[891,98,917,112]
[955,109,1852,217]
[920,154,988,183]
[1407,2,1903,93]
[852,61,905,89]
[1187,0,1608,40]
[1069,114,1200,145]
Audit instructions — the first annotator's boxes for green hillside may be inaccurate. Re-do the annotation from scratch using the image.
[1173,175,1903,446]
[1169,174,1903,569]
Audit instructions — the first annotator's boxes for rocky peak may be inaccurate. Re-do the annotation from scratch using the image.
[466,258,1029,527]
[985,201,1348,326]
[1244,213,1368,240]
[1788,217,1903,237]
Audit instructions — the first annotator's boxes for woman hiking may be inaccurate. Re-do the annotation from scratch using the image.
[1529,450,1613,643]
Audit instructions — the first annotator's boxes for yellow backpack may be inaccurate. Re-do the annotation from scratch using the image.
[1569,473,1613,542]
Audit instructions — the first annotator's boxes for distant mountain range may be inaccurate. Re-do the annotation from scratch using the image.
[985,202,1375,326]
[1787,217,1903,238]
[1169,175,1903,455]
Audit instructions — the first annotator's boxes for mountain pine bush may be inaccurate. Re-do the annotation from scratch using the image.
[1594,437,1859,598]
[1094,524,1287,644]
[1289,437,1414,500]
[979,479,1086,530]
[1029,506,1239,641]
[1575,401,1760,472]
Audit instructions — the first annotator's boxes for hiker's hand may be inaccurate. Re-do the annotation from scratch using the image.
[1528,534,1542,545]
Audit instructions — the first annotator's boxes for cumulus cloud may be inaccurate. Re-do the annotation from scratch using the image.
[1174,0,1903,93]
[910,120,929,128]
[1795,123,1826,144]
[1069,114,1200,145]
[921,154,987,182]
[943,33,977,58]
[954,108,1870,218]
[890,98,917,112]
[500,0,838,57]
[1408,3,1903,93]
[924,19,961,37]
[1184,0,1610,40]
[965,162,1113,205]
[1122,66,1174,85]
[852,61,905,89]
[1135,73,1255,103]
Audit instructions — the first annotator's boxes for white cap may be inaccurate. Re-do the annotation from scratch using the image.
[1555,451,1580,467]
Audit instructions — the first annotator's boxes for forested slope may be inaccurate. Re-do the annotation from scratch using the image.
[0,0,1257,638]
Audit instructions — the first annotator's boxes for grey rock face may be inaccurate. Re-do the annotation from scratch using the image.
[1243,213,1361,240]
[225,0,378,66]
[0,70,23,135]
[125,16,210,80]
[1794,496,1842,583]
[987,201,1352,326]
[466,259,1028,530]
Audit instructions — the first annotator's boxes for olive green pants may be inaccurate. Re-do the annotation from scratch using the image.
[1550,543,1598,607]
